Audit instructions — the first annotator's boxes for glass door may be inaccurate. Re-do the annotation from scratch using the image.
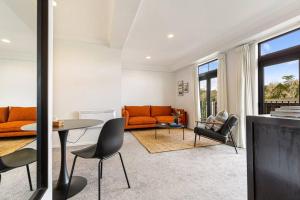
[199,80,207,119]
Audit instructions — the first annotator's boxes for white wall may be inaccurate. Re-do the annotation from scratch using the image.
[0,59,36,107]
[122,69,175,106]
[174,65,195,129]
[53,39,122,146]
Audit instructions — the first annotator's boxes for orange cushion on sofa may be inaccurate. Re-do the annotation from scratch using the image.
[128,116,156,125]
[8,107,37,122]
[0,121,35,133]
[151,106,172,116]
[155,116,175,123]
[0,107,9,123]
[125,106,150,117]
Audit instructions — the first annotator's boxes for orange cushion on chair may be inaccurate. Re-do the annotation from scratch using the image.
[151,106,172,116]
[128,116,156,125]
[0,121,35,133]
[8,107,37,122]
[124,106,151,117]
[155,116,175,123]
[0,107,9,123]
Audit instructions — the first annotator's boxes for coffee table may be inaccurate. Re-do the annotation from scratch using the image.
[155,123,185,140]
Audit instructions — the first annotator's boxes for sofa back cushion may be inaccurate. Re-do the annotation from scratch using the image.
[151,106,172,116]
[8,107,37,122]
[0,107,9,123]
[124,106,150,117]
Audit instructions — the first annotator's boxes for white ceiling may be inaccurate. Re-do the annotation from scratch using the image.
[0,0,36,60]
[122,0,300,71]
[54,0,141,48]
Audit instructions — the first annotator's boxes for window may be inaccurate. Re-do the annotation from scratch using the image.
[198,60,218,118]
[260,29,300,56]
[258,28,300,114]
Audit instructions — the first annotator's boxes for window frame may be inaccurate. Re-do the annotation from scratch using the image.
[198,59,218,117]
[29,0,49,199]
[258,28,300,114]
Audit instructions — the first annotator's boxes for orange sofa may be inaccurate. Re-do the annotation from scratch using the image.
[0,107,36,137]
[122,106,187,130]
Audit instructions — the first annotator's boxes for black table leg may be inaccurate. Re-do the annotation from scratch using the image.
[53,130,87,200]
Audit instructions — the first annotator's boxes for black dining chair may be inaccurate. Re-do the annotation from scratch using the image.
[0,148,36,191]
[65,118,130,200]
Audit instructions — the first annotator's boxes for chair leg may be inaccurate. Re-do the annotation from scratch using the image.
[194,134,197,147]
[98,160,102,200]
[100,161,103,179]
[229,132,238,154]
[26,164,33,191]
[118,152,131,188]
[65,156,78,200]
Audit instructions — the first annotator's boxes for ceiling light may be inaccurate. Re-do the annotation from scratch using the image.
[53,0,57,7]
[1,38,11,44]
[145,56,151,59]
[167,34,174,39]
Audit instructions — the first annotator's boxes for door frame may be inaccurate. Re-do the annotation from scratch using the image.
[198,62,218,117]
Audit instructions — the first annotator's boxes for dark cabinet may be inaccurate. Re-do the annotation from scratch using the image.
[247,115,300,200]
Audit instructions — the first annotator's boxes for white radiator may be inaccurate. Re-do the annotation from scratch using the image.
[78,109,116,128]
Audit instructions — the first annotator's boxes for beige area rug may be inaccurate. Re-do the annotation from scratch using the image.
[0,137,35,156]
[131,128,221,153]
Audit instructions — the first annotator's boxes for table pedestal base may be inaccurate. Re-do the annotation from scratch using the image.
[53,176,87,200]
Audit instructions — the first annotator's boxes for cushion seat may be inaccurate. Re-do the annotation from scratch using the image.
[155,116,174,123]
[128,116,156,125]
[0,121,35,133]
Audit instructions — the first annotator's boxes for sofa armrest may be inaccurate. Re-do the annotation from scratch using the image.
[172,108,187,127]
[122,108,129,126]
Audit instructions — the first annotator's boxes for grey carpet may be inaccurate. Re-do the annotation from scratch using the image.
[54,132,247,200]
[1,132,247,200]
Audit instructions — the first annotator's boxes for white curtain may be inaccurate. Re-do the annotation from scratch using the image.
[217,53,228,112]
[236,44,254,148]
[193,64,201,124]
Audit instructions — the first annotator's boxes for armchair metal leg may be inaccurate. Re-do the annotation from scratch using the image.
[65,156,78,200]
[229,132,238,154]
[118,152,131,188]
[26,164,33,191]
[194,134,197,147]
[98,160,102,200]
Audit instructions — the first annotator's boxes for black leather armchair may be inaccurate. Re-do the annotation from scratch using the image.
[194,114,239,154]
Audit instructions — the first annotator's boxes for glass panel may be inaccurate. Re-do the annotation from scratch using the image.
[260,29,300,56]
[263,60,299,114]
[0,0,37,199]
[210,78,218,116]
[199,80,207,119]
[208,60,218,71]
[199,64,208,74]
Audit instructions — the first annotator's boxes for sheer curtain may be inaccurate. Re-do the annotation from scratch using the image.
[193,64,201,124]
[217,53,228,112]
[236,44,254,148]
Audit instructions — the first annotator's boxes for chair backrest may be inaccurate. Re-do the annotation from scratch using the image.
[219,114,238,136]
[95,118,125,158]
